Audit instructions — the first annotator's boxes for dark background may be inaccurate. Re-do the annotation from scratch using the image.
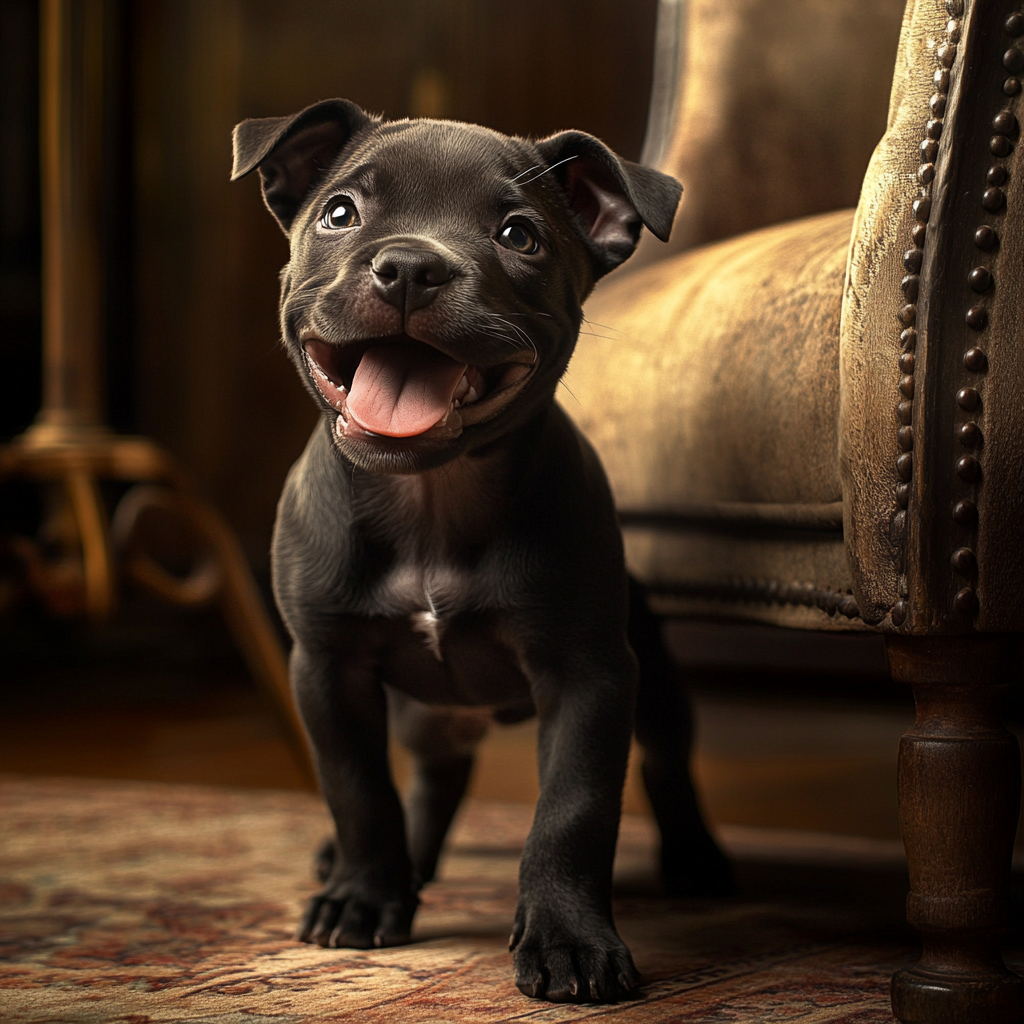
[0,0,659,572]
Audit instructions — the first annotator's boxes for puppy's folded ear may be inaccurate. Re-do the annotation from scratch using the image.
[534,132,682,273]
[232,99,376,233]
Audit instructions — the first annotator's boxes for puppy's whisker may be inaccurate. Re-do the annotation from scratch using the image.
[489,316,538,358]
[557,379,581,405]
[492,316,533,345]
[518,155,578,186]
[582,317,621,333]
[510,163,542,182]
[480,321,534,355]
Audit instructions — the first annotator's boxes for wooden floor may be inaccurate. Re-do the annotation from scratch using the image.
[0,695,911,839]
[0,600,925,842]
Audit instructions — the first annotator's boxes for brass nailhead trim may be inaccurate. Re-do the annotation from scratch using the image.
[956,455,981,482]
[968,266,992,290]
[963,347,988,370]
[974,224,998,248]
[956,386,980,411]
[990,134,1013,156]
[952,499,977,525]
[948,12,1023,620]
[891,7,965,626]
[956,421,982,447]
[965,304,989,328]
[951,547,978,574]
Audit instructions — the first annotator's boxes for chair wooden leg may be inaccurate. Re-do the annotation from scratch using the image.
[887,635,1024,1024]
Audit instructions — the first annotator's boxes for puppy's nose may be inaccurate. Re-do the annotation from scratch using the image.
[370,247,454,312]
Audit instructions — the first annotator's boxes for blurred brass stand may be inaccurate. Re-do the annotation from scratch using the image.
[0,0,317,790]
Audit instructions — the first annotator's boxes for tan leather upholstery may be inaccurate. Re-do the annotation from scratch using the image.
[567,0,1024,636]
[572,211,850,510]
[631,0,905,268]
[570,211,860,629]
[839,0,948,624]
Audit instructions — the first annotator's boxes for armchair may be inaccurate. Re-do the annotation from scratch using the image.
[568,0,1024,1021]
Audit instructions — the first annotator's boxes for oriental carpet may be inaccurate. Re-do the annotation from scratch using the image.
[0,774,996,1023]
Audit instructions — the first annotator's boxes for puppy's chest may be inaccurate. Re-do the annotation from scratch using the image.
[351,478,510,629]
[374,559,477,611]
[367,559,484,656]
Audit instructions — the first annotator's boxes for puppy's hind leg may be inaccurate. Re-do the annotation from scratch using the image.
[629,576,733,897]
[389,691,490,886]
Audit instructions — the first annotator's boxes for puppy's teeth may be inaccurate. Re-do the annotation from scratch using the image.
[453,399,461,409]
[465,386,479,404]
[453,374,470,401]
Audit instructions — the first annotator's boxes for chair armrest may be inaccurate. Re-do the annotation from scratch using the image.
[841,0,1024,632]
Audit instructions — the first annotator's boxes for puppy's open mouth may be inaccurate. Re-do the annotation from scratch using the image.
[303,335,534,440]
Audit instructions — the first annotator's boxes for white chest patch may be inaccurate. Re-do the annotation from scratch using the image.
[409,608,445,661]
[380,565,473,662]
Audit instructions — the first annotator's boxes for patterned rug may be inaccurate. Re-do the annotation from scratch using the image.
[0,775,950,1022]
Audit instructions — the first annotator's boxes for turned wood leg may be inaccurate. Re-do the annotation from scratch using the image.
[887,635,1024,1024]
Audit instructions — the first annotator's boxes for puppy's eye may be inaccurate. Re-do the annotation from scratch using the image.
[498,222,539,254]
[321,199,360,230]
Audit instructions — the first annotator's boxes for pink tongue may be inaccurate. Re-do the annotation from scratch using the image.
[347,342,468,437]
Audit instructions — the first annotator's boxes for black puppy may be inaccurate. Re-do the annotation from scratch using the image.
[231,100,729,1004]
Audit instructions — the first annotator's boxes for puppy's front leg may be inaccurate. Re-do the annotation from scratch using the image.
[290,639,418,949]
[511,642,639,1003]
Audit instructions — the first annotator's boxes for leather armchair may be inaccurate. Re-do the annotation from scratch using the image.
[567,1,1024,1021]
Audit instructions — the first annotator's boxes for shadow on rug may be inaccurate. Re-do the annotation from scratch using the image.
[0,774,992,1022]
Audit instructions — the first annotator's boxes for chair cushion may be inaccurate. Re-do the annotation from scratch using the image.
[564,209,866,629]
[568,208,852,509]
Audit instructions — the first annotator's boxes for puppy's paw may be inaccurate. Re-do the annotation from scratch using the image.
[297,887,418,949]
[510,922,639,1003]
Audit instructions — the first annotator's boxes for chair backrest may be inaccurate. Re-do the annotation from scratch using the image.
[630,0,906,269]
[840,0,1024,633]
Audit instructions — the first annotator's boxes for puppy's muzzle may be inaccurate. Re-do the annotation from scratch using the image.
[371,246,455,314]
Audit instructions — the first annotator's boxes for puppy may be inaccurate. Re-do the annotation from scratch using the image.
[231,99,730,1004]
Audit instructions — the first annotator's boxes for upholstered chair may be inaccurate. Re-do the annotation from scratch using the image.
[567,0,1024,1021]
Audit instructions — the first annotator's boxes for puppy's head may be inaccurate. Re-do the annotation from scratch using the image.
[232,99,681,473]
